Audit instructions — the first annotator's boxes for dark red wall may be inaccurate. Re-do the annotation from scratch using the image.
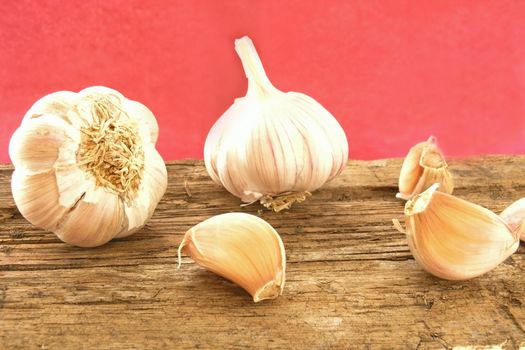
[2,0,525,163]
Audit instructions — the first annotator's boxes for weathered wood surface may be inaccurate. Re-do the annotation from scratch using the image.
[0,157,524,349]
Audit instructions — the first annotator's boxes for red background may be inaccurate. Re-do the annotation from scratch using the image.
[1,0,525,164]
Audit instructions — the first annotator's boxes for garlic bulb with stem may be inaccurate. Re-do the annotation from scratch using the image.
[9,86,167,247]
[178,212,286,302]
[204,36,348,212]
[500,198,525,242]
[397,136,453,200]
[393,184,519,280]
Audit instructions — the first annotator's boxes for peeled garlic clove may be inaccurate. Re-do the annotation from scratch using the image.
[204,36,348,211]
[394,184,519,280]
[9,86,167,247]
[178,213,286,302]
[397,136,454,200]
[501,198,525,242]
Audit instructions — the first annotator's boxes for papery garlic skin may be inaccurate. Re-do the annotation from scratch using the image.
[178,212,286,302]
[9,86,167,247]
[204,36,348,210]
[397,136,454,200]
[501,198,525,242]
[395,184,519,280]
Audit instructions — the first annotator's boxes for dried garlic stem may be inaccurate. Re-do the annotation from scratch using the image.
[235,36,277,96]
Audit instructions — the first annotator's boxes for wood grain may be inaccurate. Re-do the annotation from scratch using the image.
[0,157,524,349]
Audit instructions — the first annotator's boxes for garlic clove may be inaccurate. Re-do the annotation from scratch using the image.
[122,99,159,145]
[204,36,348,210]
[55,167,95,209]
[398,141,425,197]
[9,115,78,174]
[397,136,453,200]
[178,212,286,302]
[120,145,167,237]
[54,187,128,248]
[22,91,78,125]
[142,145,169,204]
[79,86,125,101]
[299,94,349,180]
[500,198,525,242]
[75,87,124,127]
[11,170,68,231]
[394,184,520,280]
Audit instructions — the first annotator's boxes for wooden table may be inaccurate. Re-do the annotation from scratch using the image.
[1,157,524,349]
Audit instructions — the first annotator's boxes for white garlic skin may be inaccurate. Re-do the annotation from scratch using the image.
[9,86,167,247]
[204,36,348,203]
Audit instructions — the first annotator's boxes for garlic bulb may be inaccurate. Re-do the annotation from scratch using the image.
[393,184,519,280]
[9,86,167,247]
[204,36,348,211]
[178,212,286,302]
[397,136,453,200]
[500,198,525,242]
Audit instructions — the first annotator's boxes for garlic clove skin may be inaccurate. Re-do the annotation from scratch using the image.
[122,99,159,144]
[397,136,454,200]
[204,36,348,210]
[54,188,127,248]
[395,184,520,280]
[11,170,68,231]
[9,115,79,174]
[22,91,79,125]
[500,198,525,242]
[10,86,167,247]
[178,212,286,302]
[120,145,167,237]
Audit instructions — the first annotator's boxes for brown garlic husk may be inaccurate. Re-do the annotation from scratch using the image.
[500,198,525,242]
[397,136,454,200]
[9,86,167,247]
[178,212,286,302]
[393,184,520,280]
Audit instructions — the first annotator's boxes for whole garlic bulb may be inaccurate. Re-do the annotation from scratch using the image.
[204,36,348,211]
[9,86,167,247]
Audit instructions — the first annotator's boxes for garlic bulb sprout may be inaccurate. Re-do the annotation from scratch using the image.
[397,136,453,200]
[393,184,519,280]
[9,86,167,247]
[500,198,525,242]
[178,213,286,302]
[204,36,348,211]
